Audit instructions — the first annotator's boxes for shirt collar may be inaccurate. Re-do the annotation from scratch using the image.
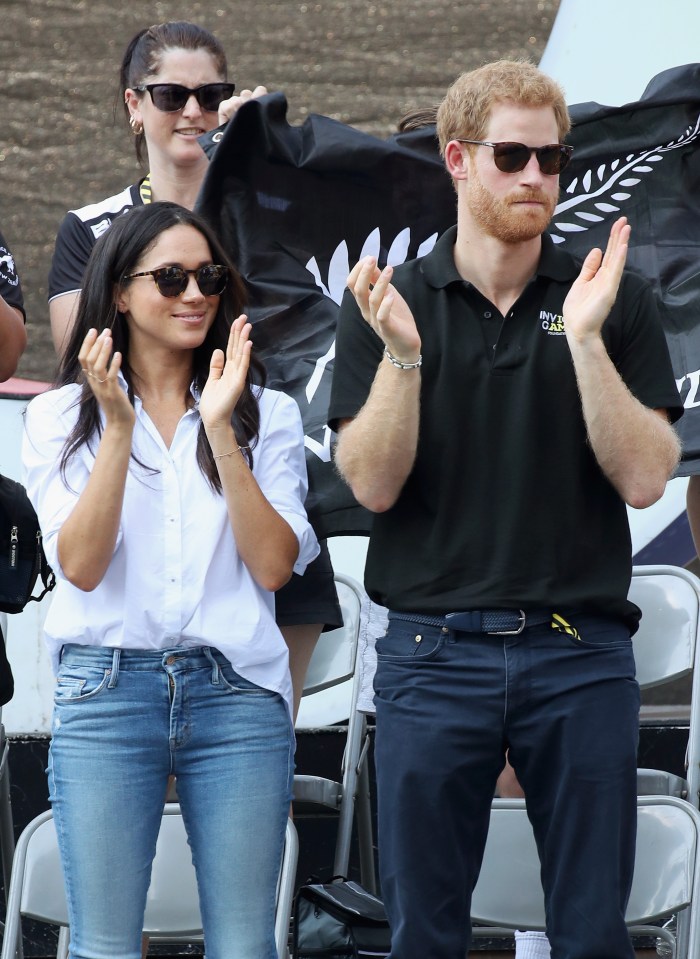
[421,224,580,289]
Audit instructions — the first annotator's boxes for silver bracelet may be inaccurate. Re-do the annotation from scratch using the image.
[383,347,422,370]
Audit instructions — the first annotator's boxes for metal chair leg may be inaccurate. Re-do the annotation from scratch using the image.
[56,927,70,959]
[356,753,377,895]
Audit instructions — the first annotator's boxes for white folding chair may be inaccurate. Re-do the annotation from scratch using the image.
[630,564,700,806]
[471,796,700,958]
[0,805,298,959]
[294,573,377,892]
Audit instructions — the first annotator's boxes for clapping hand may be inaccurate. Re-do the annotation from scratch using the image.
[563,217,630,345]
[79,328,134,428]
[199,314,252,431]
[347,257,421,364]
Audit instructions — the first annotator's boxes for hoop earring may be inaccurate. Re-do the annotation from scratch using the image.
[129,115,144,135]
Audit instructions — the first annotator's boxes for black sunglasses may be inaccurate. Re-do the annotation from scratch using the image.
[123,264,230,297]
[456,139,574,175]
[135,82,236,113]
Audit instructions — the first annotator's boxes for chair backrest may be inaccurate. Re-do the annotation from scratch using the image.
[18,812,67,926]
[471,797,700,941]
[4,807,297,959]
[140,805,202,935]
[630,564,700,807]
[630,565,700,689]
[17,808,202,934]
[296,573,364,728]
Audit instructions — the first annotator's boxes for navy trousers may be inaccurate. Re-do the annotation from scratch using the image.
[373,613,640,959]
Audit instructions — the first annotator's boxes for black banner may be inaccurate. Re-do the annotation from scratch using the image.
[197,64,700,537]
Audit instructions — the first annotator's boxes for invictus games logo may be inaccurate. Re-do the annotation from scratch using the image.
[540,310,565,335]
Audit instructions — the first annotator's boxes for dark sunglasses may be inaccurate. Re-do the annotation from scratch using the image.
[123,264,230,297]
[456,139,574,175]
[135,82,236,113]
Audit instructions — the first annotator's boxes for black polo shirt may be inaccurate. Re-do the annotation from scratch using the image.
[48,181,145,302]
[328,226,683,628]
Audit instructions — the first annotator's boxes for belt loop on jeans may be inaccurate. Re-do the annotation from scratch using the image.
[202,646,220,684]
[108,648,121,688]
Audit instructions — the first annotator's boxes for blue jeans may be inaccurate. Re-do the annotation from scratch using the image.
[374,613,640,959]
[48,644,294,959]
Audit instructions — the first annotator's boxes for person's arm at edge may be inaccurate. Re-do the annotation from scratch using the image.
[687,476,700,556]
[0,296,26,381]
[564,218,680,509]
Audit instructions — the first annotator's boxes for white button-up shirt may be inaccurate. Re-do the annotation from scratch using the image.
[22,382,320,715]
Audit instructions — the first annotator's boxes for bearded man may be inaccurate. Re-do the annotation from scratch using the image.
[328,60,683,959]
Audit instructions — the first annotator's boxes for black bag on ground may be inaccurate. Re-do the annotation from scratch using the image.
[293,878,391,959]
[0,473,55,614]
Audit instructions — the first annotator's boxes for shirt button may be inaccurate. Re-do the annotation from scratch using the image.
[484,311,492,319]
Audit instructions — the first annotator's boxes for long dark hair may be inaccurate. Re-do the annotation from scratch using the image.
[119,21,228,164]
[58,202,265,493]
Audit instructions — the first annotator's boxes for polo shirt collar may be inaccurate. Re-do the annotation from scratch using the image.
[421,224,580,289]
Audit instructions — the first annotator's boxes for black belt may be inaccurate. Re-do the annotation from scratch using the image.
[390,609,553,636]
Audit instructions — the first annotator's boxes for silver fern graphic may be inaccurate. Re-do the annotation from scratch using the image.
[300,118,700,460]
[305,227,438,306]
[551,113,700,243]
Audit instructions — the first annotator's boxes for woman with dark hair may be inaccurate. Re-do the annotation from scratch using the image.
[49,18,342,723]
[25,202,318,959]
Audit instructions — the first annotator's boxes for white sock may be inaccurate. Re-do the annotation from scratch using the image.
[514,929,551,959]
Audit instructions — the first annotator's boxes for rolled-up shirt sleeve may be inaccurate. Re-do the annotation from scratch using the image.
[253,389,320,574]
